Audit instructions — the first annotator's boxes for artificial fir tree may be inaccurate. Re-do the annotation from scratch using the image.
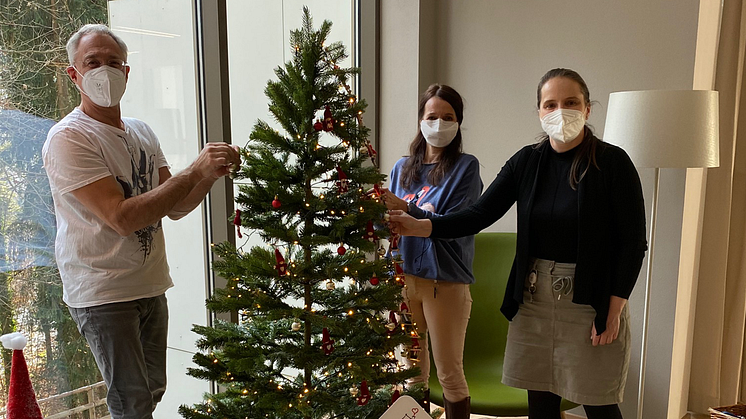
[179,8,426,419]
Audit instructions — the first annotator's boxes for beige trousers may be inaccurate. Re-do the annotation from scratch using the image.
[403,274,472,402]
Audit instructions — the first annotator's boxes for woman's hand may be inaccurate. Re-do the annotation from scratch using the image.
[591,296,627,346]
[388,210,432,237]
[380,188,408,212]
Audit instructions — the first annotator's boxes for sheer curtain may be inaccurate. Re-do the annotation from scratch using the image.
[689,0,746,412]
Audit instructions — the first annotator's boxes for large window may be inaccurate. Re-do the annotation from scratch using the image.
[226,0,355,252]
[0,1,363,417]
[0,2,110,416]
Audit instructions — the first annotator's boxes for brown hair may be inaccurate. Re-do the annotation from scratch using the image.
[400,84,464,189]
[536,68,599,190]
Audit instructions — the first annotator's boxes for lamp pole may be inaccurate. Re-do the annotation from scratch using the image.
[637,167,659,419]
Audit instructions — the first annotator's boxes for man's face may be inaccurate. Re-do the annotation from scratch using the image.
[66,33,129,89]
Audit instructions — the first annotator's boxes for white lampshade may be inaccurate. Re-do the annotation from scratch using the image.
[603,90,720,168]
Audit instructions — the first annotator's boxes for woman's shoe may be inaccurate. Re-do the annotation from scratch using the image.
[443,394,470,419]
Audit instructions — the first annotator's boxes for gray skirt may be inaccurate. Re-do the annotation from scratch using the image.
[502,258,631,406]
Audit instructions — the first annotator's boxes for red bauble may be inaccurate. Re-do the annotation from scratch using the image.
[370,274,379,286]
[272,195,281,208]
[233,209,242,239]
[337,245,346,255]
[313,120,323,131]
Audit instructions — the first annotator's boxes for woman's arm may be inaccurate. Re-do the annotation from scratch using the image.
[390,150,524,239]
[383,157,482,219]
[608,147,648,299]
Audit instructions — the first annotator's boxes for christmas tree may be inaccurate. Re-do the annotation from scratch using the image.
[179,8,425,419]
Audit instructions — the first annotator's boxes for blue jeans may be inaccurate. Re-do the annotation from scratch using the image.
[69,294,168,419]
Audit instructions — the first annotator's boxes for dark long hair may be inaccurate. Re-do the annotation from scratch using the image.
[536,68,599,190]
[400,84,464,189]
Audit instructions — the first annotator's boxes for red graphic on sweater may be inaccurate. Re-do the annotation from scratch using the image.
[402,186,430,208]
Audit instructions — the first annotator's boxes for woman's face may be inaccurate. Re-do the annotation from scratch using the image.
[422,96,457,123]
[538,76,589,119]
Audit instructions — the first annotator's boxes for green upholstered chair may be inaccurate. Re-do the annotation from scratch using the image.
[428,232,578,416]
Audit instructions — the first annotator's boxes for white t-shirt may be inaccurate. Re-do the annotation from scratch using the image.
[42,108,173,308]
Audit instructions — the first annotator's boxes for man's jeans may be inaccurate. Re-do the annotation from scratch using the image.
[69,294,168,419]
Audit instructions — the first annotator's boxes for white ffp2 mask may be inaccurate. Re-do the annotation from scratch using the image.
[420,119,459,148]
[540,109,586,143]
[74,65,127,108]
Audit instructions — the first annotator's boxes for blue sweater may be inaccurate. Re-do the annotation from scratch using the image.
[389,153,482,284]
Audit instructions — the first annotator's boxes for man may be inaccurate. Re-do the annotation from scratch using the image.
[42,24,240,419]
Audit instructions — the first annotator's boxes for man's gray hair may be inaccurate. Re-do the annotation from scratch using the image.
[66,24,128,65]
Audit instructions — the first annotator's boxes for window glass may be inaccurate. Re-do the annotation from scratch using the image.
[0,2,109,416]
[0,1,359,417]
[227,0,355,253]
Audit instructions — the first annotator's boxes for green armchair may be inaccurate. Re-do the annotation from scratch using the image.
[428,232,578,416]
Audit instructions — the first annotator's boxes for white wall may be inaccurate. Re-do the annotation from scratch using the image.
[379,1,701,418]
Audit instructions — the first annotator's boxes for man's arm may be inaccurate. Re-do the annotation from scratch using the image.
[159,167,223,220]
[71,142,239,236]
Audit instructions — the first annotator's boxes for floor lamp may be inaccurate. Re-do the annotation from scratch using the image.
[603,90,719,419]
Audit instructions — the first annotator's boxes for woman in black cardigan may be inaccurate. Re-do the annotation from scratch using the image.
[389,68,647,419]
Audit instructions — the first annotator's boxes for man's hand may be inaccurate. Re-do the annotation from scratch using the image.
[190,143,241,180]
[387,210,432,237]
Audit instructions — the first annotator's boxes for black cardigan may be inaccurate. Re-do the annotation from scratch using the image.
[430,136,647,333]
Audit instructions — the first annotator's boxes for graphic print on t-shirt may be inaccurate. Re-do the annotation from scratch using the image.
[116,134,160,263]
[402,186,431,208]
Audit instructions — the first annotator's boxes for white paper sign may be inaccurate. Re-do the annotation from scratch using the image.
[379,395,425,419]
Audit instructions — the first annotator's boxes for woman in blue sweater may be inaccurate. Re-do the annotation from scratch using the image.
[389,69,647,419]
[381,84,482,419]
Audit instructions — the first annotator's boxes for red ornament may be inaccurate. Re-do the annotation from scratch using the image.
[400,302,409,314]
[386,311,398,335]
[323,105,335,132]
[365,142,378,164]
[337,245,346,255]
[313,120,323,131]
[373,183,382,198]
[274,248,288,276]
[390,389,401,405]
[394,262,405,286]
[362,220,378,242]
[272,195,282,209]
[370,273,379,286]
[336,166,349,193]
[321,327,335,355]
[389,234,399,251]
[357,380,371,406]
[233,209,242,239]
[407,338,422,361]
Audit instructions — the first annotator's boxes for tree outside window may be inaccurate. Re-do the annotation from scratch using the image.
[0,1,110,415]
